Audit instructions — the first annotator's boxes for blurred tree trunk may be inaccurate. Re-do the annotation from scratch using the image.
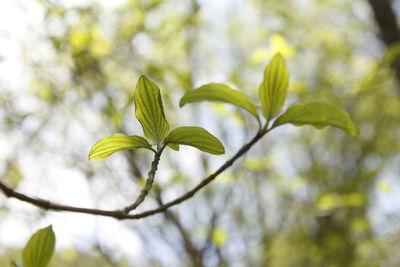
[367,0,400,82]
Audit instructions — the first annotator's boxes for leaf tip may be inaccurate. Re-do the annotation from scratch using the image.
[46,225,55,234]
[178,98,185,107]
[138,74,147,81]
[274,52,283,58]
[136,75,150,90]
[349,125,360,136]
[212,141,225,155]
[88,149,97,160]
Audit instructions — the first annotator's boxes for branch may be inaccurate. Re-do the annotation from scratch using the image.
[155,192,205,267]
[0,127,270,220]
[0,181,128,219]
[123,146,164,214]
[367,0,400,82]
[133,127,270,216]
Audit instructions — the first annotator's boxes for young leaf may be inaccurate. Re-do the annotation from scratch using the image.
[259,53,289,120]
[134,75,169,143]
[179,83,260,121]
[89,134,152,160]
[165,126,225,155]
[22,225,56,267]
[273,102,360,136]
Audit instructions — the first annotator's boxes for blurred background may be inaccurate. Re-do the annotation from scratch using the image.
[1,0,400,266]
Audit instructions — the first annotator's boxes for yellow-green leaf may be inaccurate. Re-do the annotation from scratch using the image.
[259,53,289,120]
[179,83,260,121]
[211,227,229,247]
[89,134,152,160]
[22,225,56,267]
[273,102,360,136]
[165,126,225,155]
[134,75,169,143]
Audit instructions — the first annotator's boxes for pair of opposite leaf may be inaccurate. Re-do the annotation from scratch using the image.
[89,75,225,160]
[89,53,359,160]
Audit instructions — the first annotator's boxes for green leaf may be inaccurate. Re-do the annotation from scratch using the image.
[134,75,169,143]
[259,53,290,120]
[179,83,260,121]
[22,225,56,267]
[273,102,360,136]
[167,143,180,151]
[89,134,152,160]
[165,126,225,155]
[211,227,229,247]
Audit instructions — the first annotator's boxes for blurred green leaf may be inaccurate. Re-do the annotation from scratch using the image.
[179,83,260,121]
[89,134,152,160]
[343,193,366,207]
[6,161,23,187]
[273,102,359,136]
[22,225,56,267]
[377,181,391,192]
[317,193,341,211]
[211,228,229,247]
[259,53,289,120]
[166,126,225,155]
[134,75,170,143]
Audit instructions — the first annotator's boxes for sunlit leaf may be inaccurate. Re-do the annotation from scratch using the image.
[243,157,271,171]
[165,126,225,155]
[273,102,359,136]
[211,228,229,247]
[259,53,289,120]
[343,193,366,207]
[89,134,152,160]
[377,181,391,193]
[317,193,341,211]
[134,75,170,143]
[317,193,365,211]
[269,34,296,58]
[179,83,260,121]
[22,225,56,267]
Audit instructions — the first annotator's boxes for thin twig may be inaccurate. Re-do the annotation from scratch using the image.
[0,127,270,220]
[367,0,400,83]
[123,146,165,214]
[123,127,270,219]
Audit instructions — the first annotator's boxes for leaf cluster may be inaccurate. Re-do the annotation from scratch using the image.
[89,75,225,160]
[89,53,358,161]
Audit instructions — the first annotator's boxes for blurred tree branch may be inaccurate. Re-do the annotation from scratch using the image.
[155,192,205,267]
[367,0,400,82]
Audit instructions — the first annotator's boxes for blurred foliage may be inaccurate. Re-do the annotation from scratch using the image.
[0,248,131,267]
[1,0,400,266]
